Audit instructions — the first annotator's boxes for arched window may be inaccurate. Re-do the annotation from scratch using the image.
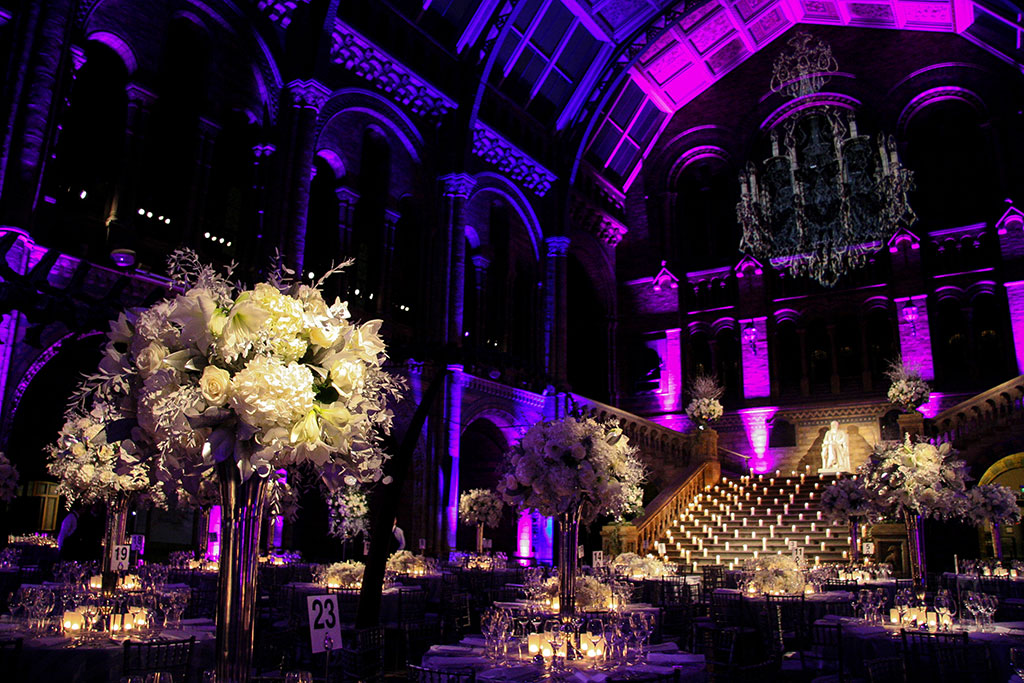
[864,308,895,389]
[202,111,256,272]
[934,296,969,389]
[774,319,802,397]
[973,292,1012,387]
[567,256,607,400]
[303,156,342,290]
[351,128,391,315]
[903,100,995,229]
[675,155,740,269]
[714,326,741,403]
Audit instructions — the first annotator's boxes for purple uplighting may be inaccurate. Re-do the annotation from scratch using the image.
[739,407,778,474]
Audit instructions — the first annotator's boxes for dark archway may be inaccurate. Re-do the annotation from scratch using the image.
[457,419,514,555]
[567,255,608,401]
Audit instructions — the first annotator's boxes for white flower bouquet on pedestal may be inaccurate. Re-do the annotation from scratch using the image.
[459,489,504,528]
[965,484,1021,527]
[327,482,370,541]
[820,477,883,525]
[685,375,724,427]
[863,435,969,520]
[886,359,930,413]
[611,552,677,578]
[743,554,807,595]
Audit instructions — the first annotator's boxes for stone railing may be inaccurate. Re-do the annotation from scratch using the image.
[632,460,722,554]
[929,375,1024,446]
[570,393,695,487]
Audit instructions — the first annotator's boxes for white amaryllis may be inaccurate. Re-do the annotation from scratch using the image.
[498,415,645,523]
[47,409,150,506]
[0,452,19,503]
[89,251,403,484]
[743,554,807,595]
[459,488,504,528]
[965,484,1022,527]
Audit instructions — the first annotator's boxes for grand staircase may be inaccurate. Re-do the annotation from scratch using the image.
[640,466,852,571]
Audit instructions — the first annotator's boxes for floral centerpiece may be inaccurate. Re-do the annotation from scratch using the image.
[327,482,370,541]
[46,408,151,507]
[498,413,645,616]
[542,575,613,611]
[742,554,807,595]
[965,484,1021,527]
[459,488,504,553]
[685,375,724,428]
[886,359,930,413]
[862,435,970,583]
[267,472,300,523]
[0,452,19,504]
[611,552,677,579]
[821,475,884,561]
[72,251,403,681]
[318,560,365,589]
[386,549,432,576]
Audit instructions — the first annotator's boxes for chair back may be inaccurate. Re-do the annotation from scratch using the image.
[765,594,807,647]
[123,636,195,679]
[0,637,22,674]
[865,656,906,683]
[900,629,967,683]
[336,627,384,683]
[710,591,744,626]
[407,663,475,683]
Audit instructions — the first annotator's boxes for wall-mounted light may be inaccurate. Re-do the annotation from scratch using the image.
[902,303,919,336]
[743,322,758,354]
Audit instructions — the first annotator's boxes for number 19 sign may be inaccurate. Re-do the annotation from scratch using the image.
[110,544,131,571]
[306,594,342,654]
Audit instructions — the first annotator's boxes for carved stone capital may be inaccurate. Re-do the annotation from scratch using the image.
[472,122,556,197]
[286,78,330,111]
[471,254,490,270]
[439,172,477,199]
[569,194,628,247]
[252,144,276,158]
[125,83,157,106]
[70,45,87,72]
[335,186,359,204]
[545,236,571,257]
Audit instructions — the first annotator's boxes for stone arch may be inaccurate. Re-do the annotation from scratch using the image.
[315,149,346,181]
[567,231,615,315]
[468,173,542,263]
[85,30,137,74]
[457,416,516,554]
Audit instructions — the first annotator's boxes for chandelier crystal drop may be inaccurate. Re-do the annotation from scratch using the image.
[737,33,917,287]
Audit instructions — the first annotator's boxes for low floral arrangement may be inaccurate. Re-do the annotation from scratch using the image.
[611,552,677,578]
[0,452,18,503]
[498,414,645,523]
[886,359,930,413]
[862,435,969,520]
[387,549,430,575]
[7,533,57,547]
[820,476,883,525]
[743,554,807,595]
[327,482,370,541]
[46,408,151,506]
[685,375,724,427]
[543,575,613,611]
[318,560,365,588]
[449,551,506,570]
[965,484,1022,527]
[459,488,504,528]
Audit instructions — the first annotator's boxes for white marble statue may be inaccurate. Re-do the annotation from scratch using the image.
[820,420,851,473]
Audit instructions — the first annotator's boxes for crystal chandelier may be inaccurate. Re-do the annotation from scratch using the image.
[737,33,917,287]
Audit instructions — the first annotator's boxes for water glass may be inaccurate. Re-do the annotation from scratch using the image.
[284,673,313,683]
[145,674,174,683]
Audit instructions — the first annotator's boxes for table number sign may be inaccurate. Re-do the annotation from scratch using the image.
[306,594,343,654]
[862,542,875,555]
[592,551,604,567]
[130,535,145,553]
[111,544,131,571]
[577,544,585,559]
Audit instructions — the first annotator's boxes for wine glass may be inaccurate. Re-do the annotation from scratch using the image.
[586,617,605,662]
[284,673,313,683]
[544,619,564,670]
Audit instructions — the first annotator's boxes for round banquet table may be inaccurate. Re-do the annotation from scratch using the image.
[286,581,420,625]
[421,635,708,682]
[814,615,1024,679]
[714,588,853,622]
[1,619,215,683]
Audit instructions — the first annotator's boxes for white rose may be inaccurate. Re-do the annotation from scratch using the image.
[200,365,232,406]
[136,342,168,378]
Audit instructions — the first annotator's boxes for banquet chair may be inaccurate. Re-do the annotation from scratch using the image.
[701,565,727,601]
[406,663,475,683]
[798,621,845,682]
[710,591,746,628]
[336,626,384,683]
[765,594,808,651]
[864,656,906,683]
[122,635,195,681]
[325,587,360,627]
[185,583,217,619]
[0,637,22,676]
[899,630,967,683]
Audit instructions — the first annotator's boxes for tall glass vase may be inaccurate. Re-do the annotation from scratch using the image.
[476,525,485,554]
[101,495,130,574]
[557,508,581,618]
[904,510,927,587]
[848,519,860,563]
[215,460,269,683]
[992,522,1004,561]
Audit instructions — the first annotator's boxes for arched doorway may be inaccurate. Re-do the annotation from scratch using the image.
[457,418,516,555]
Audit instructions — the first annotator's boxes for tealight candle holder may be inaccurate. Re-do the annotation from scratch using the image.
[63,611,84,633]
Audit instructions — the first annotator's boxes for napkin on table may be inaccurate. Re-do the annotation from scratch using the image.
[647,652,705,666]
[422,655,489,667]
[478,665,538,681]
[460,636,487,647]
[430,645,482,655]
[644,641,680,653]
[28,636,71,647]
[571,671,608,683]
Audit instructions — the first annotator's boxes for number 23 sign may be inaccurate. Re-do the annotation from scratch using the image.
[306,594,342,654]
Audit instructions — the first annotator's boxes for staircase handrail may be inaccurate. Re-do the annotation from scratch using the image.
[569,393,691,466]
[633,459,721,554]
[929,375,1024,445]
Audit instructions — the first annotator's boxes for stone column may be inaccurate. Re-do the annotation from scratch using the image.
[335,186,359,257]
[859,313,873,392]
[378,207,400,316]
[608,316,622,402]
[827,324,840,394]
[442,364,465,552]
[544,236,571,384]
[894,295,935,381]
[798,328,810,396]
[439,173,477,345]
[107,84,157,230]
[471,254,489,343]
[0,0,74,231]
[186,117,220,241]
[247,143,275,267]
[281,79,330,274]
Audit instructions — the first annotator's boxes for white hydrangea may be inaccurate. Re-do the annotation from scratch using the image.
[229,357,316,432]
[459,489,504,528]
